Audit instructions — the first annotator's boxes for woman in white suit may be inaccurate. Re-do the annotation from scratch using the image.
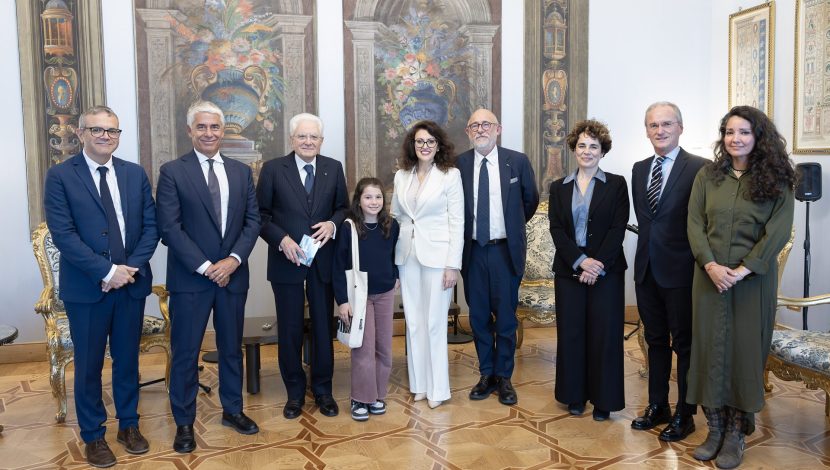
[392,120,464,409]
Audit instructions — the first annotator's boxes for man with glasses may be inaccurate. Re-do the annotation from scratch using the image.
[44,105,159,467]
[156,101,261,453]
[256,113,348,419]
[630,102,707,441]
[457,108,539,406]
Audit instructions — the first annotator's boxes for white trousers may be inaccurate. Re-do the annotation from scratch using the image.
[399,245,452,401]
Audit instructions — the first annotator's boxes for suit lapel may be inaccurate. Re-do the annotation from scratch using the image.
[659,150,687,210]
[561,180,576,237]
[70,153,106,214]
[310,157,329,216]
[223,155,241,232]
[282,153,311,212]
[588,175,609,218]
[460,152,474,216]
[182,151,222,233]
[415,165,441,217]
[400,169,416,217]
[113,157,130,226]
[498,148,511,211]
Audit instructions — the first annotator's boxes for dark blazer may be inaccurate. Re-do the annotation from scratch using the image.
[256,152,349,284]
[548,171,629,276]
[44,153,159,303]
[631,148,707,288]
[156,150,261,294]
[457,147,539,278]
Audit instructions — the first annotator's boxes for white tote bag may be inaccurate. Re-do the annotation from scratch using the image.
[337,219,368,348]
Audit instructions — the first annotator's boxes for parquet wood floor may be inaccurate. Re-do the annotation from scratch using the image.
[0,327,828,469]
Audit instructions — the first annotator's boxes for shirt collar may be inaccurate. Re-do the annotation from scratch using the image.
[655,145,681,161]
[474,146,499,165]
[295,153,316,170]
[83,151,114,172]
[563,168,607,184]
[195,149,224,164]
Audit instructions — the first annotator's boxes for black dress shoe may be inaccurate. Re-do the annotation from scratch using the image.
[469,375,498,400]
[85,438,116,468]
[283,399,304,419]
[568,402,586,416]
[173,425,196,454]
[222,411,259,435]
[497,377,518,405]
[315,395,339,417]
[659,413,696,442]
[592,408,610,421]
[631,403,672,430]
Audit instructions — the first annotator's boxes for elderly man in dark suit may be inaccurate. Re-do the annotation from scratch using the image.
[457,108,539,406]
[156,101,261,453]
[256,113,349,419]
[44,105,159,468]
[630,102,707,441]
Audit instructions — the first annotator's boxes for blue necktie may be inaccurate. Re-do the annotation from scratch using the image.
[476,158,490,246]
[207,158,222,223]
[97,167,126,264]
[647,155,666,213]
[304,164,314,195]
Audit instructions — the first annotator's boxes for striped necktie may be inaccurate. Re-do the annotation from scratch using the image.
[647,155,666,213]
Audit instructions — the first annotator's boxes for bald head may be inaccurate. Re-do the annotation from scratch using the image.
[465,108,502,154]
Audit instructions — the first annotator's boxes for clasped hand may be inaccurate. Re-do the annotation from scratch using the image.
[705,262,750,293]
[578,257,604,286]
[101,265,138,292]
[205,257,240,287]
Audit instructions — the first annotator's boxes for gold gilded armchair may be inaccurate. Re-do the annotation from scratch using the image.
[31,223,171,423]
[516,201,556,347]
[764,230,830,415]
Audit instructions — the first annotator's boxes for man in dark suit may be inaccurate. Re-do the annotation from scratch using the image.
[631,102,707,441]
[156,101,261,453]
[44,105,159,468]
[457,108,539,405]
[256,113,349,419]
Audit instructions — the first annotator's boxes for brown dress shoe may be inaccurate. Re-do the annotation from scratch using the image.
[86,438,116,468]
[117,426,150,454]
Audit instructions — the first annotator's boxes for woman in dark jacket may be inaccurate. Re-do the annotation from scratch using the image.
[548,119,630,421]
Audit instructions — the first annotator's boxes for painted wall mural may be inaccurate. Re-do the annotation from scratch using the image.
[134,0,316,186]
[343,0,501,189]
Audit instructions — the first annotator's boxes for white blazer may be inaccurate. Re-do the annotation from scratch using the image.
[392,166,464,270]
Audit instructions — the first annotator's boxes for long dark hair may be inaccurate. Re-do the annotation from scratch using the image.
[397,120,455,172]
[349,177,393,239]
[708,105,796,202]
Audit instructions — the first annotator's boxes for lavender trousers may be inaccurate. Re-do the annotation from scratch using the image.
[351,287,395,404]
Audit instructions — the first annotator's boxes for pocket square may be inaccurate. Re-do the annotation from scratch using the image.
[510,177,519,184]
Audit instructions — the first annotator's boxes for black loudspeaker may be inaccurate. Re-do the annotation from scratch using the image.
[796,162,822,202]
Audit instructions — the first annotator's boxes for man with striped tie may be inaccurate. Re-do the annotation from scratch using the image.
[631,102,708,442]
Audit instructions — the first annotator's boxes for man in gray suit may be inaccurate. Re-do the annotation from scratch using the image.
[630,102,707,441]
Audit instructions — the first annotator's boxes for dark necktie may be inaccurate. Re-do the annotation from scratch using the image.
[207,158,222,224]
[476,158,490,246]
[647,155,666,213]
[304,164,314,195]
[97,167,126,264]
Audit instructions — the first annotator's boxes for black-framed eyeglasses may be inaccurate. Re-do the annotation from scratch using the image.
[82,127,123,138]
[466,121,495,132]
[414,138,437,148]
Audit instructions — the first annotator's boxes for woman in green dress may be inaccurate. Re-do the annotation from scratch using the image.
[686,106,795,469]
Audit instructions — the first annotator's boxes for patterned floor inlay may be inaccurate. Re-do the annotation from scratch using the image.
[0,327,828,469]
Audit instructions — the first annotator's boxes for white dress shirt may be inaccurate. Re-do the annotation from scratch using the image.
[292,154,337,238]
[84,152,124,283]
[473,147,507,241]
[645,145,681,197]
[194,151,240,274]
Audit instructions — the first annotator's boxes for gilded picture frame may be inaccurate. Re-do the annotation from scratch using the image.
[793,0,830,153]
[728,1,774,117]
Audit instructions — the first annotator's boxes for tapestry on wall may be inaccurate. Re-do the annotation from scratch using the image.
[134,0,316,186]
[523,0,588,196]
[17,0,106,230]
[342,0,501,189]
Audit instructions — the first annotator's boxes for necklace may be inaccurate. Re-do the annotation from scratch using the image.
[363,222,378,231]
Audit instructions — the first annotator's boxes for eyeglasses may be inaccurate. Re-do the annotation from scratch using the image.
[466,121,495,132]
[414,138,437,148]
[294,134,321,142]
[82,127,123,138]
[647,121,677,131]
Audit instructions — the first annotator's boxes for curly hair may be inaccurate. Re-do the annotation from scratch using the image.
[398,120,456,172]
[566,119,612,154]
[348,177,393,239]
[708,106,795,202]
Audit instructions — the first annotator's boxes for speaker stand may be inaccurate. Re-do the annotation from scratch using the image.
[802,201,811,330]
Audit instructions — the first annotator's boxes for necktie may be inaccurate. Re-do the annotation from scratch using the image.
[476,158,490,246]
[647,155,666,213]
[304,164,314,195]
[97,167,126,264]
[207,158,222,223]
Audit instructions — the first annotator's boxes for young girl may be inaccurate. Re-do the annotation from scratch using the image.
[333,177,400,421]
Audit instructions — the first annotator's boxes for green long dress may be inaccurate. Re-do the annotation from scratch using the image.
[686,169,794,419]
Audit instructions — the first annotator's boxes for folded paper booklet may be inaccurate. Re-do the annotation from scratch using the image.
[298,234,321,267]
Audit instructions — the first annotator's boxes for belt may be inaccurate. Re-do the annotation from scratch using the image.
[483,238,506,245]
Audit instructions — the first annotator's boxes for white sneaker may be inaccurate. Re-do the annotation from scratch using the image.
[369,400,386,415]
[413,393,427,401]
[350,400,369,421]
